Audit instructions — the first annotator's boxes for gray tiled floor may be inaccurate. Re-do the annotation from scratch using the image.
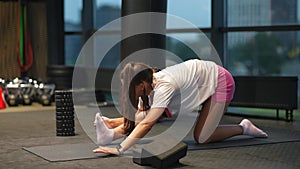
[0,103,299,169]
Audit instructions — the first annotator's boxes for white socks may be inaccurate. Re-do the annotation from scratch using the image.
[94,112,114,145]
[94,115,113,129]
[239,119,268,138]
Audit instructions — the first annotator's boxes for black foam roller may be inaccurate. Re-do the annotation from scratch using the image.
[55,90,75,136]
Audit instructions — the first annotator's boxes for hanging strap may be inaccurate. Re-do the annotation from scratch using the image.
[16,0,33,74]
[23,4,33,71]
[17,0,24,67]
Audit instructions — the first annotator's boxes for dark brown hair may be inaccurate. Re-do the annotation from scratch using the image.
[120,62,154,135]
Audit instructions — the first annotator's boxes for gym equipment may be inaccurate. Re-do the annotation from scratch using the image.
[0,87,6,109]
[46,65,74,90]
[20,83,35,105]
[55,90,75,136]
[230,76,298,121]
[1,77,56,106]
[133,138,188,169]
[5,83,22,106]
[37,84,55,106]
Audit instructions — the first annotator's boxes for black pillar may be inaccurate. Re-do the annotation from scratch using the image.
[82,0,94,43]
[121,0,167,68]
[211,0,225,65]
[46,0,65,65]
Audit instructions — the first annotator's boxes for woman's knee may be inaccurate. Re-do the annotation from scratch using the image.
[193,132,210,144]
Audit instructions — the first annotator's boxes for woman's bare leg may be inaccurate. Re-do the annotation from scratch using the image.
[204,125,243,143]
[193,98,243,143]
[103,117,124,128]
[94,117,123,129]
[112,124,126,139]
[194,98,267,144]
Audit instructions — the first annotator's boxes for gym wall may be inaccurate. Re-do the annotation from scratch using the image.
[0,0,48,80]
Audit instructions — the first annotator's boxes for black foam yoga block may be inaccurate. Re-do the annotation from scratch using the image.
[132,140,188,169]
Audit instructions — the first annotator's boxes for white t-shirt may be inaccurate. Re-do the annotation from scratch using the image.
[149,59,219,117]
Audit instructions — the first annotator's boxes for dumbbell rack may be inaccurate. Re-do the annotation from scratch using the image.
[55,90,75,136]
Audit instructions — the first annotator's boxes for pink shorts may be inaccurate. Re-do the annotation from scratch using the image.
[211,66,235,102]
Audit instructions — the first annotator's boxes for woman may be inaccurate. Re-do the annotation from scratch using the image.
[93,59,268,155]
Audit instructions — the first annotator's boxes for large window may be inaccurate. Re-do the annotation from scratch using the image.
[167,0,211,28]
[166,32,212,65]
[65,35,82,65]
[64,0,121,68]
[94,0,121,30]
[62,0,300,93]
[63,0,211,67]
[227,0,300,27]
[93,0,121,68]
[225,0,300,96]
[64,0,82,66]
[227,31,299,76]
[166,0,212,62]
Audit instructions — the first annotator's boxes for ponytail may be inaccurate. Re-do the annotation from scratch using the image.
[120,62,154,135]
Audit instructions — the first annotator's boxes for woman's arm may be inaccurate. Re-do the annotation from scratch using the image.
[120,108,165,151]
[94,108,165,155]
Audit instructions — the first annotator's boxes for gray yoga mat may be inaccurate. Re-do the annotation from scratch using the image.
[23,106,300,162]
[23,127,300,162]
[185,127,300,150]
[23,143,109,162]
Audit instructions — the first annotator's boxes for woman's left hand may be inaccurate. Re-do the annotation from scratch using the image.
[93,146,120,155]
